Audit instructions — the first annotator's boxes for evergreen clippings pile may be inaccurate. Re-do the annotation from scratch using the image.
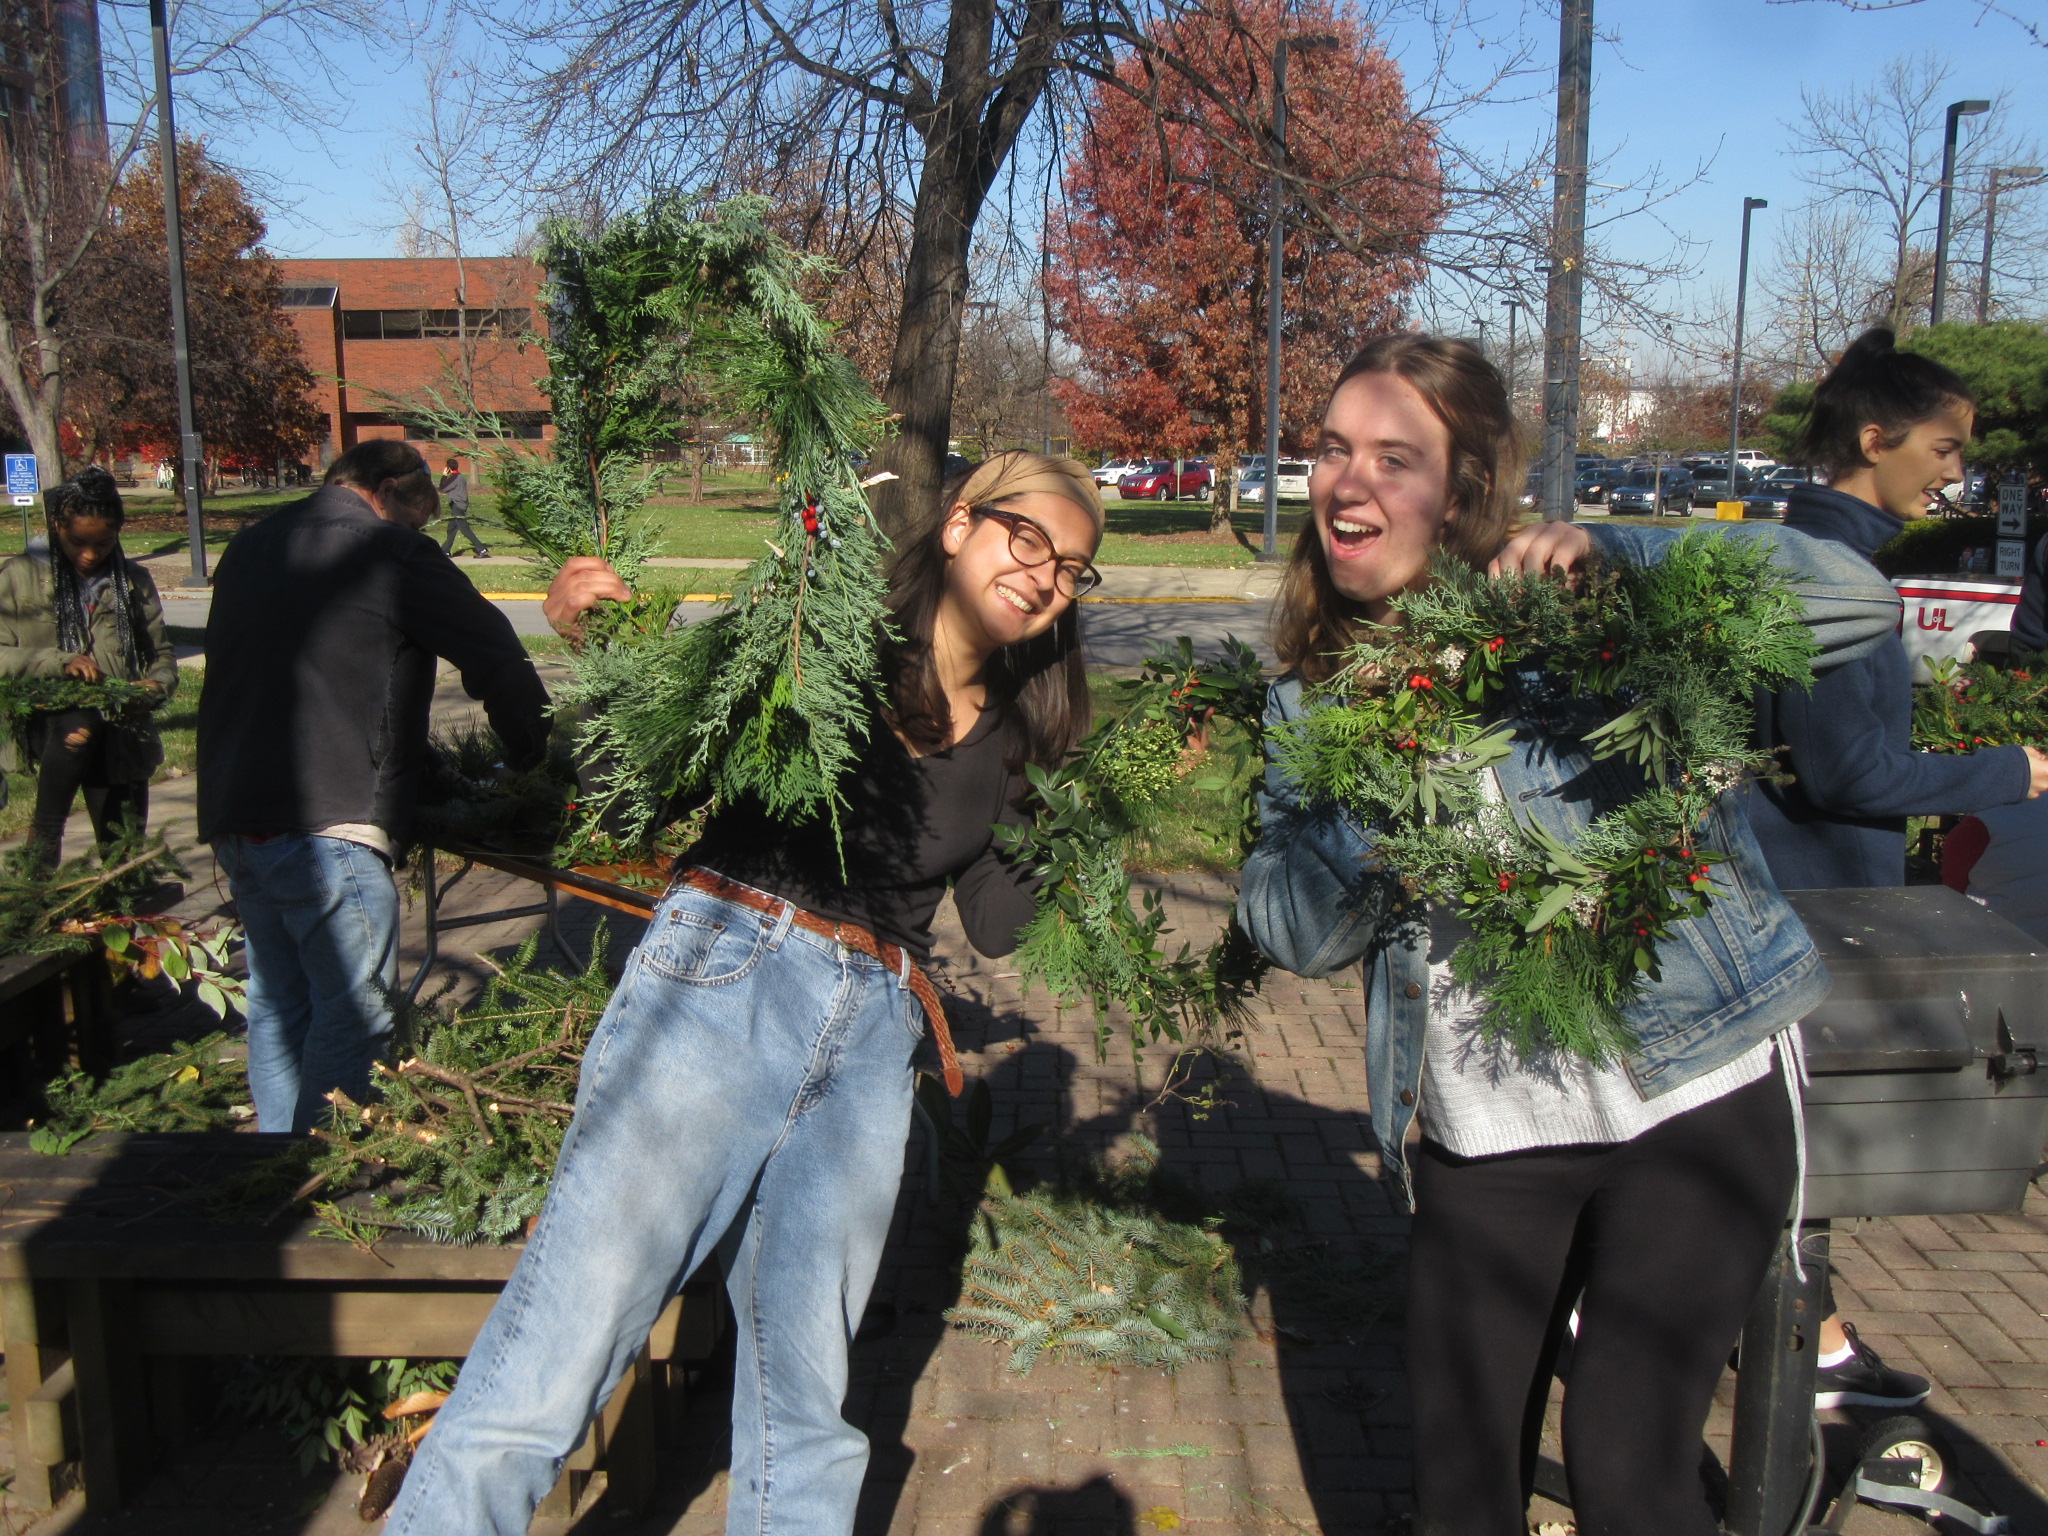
[228,938,616,1246]
[1913,655,2048,752]
[29,1031,252,1153]
[1280,532,1819,1062]
[948,1138,1252,1374]
[1000,639,1273,1056]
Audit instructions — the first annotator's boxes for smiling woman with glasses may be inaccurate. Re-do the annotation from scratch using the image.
[973,505,1103,598]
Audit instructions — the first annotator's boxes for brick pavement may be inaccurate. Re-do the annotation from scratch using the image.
[11,679,2048,1530]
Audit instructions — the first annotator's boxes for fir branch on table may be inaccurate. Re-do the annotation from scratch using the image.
[28,1031,252,1154]
[1001,639,1271,1058]
[1277,531,1818,1063]
[1913,655,2048,752]
[0,833,191,961]
[240,938,618,1245]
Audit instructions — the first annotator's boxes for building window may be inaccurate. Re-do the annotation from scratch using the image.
[338,309,533,340]
[280,285,338,309]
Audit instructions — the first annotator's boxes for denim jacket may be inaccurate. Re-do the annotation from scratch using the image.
[1236,522,1906,1208]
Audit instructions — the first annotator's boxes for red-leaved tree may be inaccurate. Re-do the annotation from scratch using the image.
[1048,0,1442,525]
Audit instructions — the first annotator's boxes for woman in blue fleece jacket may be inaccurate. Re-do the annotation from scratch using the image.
[1747,328,2048,890]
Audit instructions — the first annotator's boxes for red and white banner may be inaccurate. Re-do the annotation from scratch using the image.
[1893,577,2021,679]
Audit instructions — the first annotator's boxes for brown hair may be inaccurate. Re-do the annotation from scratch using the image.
[1273,333,1526,684]
[884,451,1105,769]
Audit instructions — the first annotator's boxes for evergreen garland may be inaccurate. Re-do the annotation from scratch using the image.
[1279,532,1818,1062]
[0,675,159,760]
[1913,655,2048,751]
[999,639,1271,1055]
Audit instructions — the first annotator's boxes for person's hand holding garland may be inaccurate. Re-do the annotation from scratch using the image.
[1278,529,1819,1063]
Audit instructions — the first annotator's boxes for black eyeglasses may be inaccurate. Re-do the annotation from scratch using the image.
[973,506,1102,599]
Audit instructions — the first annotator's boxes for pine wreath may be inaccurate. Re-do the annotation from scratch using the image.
[1276,530,1819,1063]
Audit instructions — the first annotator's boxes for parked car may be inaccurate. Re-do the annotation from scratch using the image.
[1690,466,1754,507]
[1239,460,1313,502]
[1518,470,1544,511]
[1734,450,1777,473]
[1118,459,1216,501]
[1575,465,1627,505]
[1607,467,1695,516]
[1236,454,1267,486]
[1093,457,1148,489]
[1740,466,1813,519]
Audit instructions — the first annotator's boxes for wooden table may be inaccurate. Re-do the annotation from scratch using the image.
[0,1130,723,1514]
[410,846,664,999]
[0,947,114,1093]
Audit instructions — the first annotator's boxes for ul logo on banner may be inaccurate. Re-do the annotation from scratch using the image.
[1918,607,1954,632]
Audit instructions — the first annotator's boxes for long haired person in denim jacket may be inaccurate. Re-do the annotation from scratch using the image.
[387,453,1104,1536]
[1237,335,1902,1536]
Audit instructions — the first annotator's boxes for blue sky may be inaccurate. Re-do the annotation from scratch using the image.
[164,0,2047,335]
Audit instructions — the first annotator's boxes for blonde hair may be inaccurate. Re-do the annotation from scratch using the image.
[1274,334,1525,684]
[950,451,1106,532]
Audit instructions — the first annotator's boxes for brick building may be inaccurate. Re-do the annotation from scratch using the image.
[272,256,550,468]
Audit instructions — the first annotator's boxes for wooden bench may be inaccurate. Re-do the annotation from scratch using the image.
[0,1131,724,1515]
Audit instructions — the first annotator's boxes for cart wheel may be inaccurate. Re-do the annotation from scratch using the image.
[1859,1415,1953,1495]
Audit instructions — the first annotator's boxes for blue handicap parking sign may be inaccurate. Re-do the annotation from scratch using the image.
[4,454,38,499]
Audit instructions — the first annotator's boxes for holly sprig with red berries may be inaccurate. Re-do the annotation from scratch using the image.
[1913,655,2048,754]
[1279,530,1818,1063]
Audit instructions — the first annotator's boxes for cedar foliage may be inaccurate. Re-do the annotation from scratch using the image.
[1000,639,1271,1056]
[1914,655,2048,751]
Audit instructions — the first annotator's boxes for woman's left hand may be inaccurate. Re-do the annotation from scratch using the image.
[1490,522,1593,580]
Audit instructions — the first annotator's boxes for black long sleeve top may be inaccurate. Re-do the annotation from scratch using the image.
[197,485,550,846]
[687,703,1041,960]
[1745,483,2031,888]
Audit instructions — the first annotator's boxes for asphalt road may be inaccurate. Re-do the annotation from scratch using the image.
[155,589,1279,672]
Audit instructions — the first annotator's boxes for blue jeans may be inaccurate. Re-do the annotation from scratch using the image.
[387,880,922,1536]
[216,833,399,1133]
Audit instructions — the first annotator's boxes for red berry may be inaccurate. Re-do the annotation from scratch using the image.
[1409,674,1432,690]
[1497,873,1513,891]
[1487,636,1505,652]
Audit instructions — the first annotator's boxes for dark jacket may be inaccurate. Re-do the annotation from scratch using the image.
[197,485,550,845]
[2014,533,2048,654]
[1745,483,2031,889]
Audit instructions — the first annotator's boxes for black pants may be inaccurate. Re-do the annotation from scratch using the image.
[27,707,148,866]
[441,515,489,556]
[1407,1070,1795,1536]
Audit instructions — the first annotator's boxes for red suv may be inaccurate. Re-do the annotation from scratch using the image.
[1116,459,1215,502]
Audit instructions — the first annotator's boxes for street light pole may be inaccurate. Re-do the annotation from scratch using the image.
[1979,166,2044,322]
[1540,0,1593,523]
[1261,31,1338,562]
[1503,299,1521,410]
[149,0,208,586]
[1040,241,1053,455]
[1931,98,1991,326]
[1728,197,1767,499]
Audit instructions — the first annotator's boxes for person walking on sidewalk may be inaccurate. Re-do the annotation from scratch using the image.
[0,467,177,866]
[1239,333,1902,1536]
[198,440,551,1134]
[437,457,490,557]
[385,452,1103,1536]
[1745,326,2048,1409]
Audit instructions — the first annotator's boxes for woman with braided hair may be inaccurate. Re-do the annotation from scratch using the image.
[0,467,177,865]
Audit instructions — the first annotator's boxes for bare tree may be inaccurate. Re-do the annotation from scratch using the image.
[480,0,1612,532]
[1768,0,2045,50]
[1754,202,1887,376]
[0,0,392,479]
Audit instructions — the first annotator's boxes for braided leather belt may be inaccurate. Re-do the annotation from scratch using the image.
[674,867,962,1095]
